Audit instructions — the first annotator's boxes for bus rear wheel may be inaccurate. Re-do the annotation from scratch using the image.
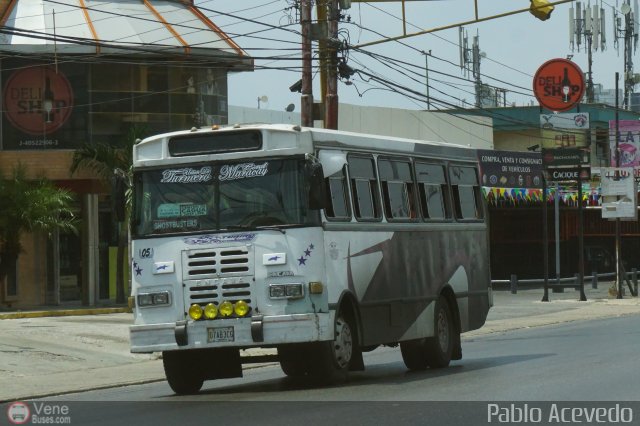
[425,295,454,368]
[400,295,455,370]
[162,350,204,395]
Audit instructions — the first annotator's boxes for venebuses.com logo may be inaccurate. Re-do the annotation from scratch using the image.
[6,401,71,424]
[6,401,30,424]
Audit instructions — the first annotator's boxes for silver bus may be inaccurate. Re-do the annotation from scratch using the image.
[126,124,492,393]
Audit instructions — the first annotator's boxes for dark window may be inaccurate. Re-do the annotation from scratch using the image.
[378,159,416,221]
[348,156,381,221]
[324,166,351,220]
[168,130,262,156]
[415,162,450,220]
[450,165,483,220]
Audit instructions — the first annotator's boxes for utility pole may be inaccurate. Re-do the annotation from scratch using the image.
[423,49,431,110]
[325,0,339,129]
[300,0,314,127]
[570,1,606,103]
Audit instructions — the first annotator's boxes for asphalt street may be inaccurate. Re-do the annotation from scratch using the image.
[1,282,638,402]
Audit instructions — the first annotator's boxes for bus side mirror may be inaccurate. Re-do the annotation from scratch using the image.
[112,170,127,222]
[307,163,326,210]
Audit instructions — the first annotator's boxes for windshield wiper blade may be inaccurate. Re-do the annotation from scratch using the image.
[224,225,255,231]
[255,225,287,234]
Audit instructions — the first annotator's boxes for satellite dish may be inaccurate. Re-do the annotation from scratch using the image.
[285,103,295,112]
[259,95,269,103]
[621,3,632,15]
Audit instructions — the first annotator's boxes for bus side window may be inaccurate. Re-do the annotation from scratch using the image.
[450,165,483,220]
[415,162,450,220]
[348,156,382,221]
[378,158,415,221]
[324,166,351,220]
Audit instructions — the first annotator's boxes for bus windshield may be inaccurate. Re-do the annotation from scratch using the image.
[132,158,317,237]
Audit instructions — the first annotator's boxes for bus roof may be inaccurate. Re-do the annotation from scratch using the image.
[133,124,477,167]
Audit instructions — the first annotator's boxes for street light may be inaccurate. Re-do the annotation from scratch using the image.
[257,95,268,109]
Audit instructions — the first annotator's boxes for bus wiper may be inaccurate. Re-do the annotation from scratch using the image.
[225,225,255,231]
[255,225,287,234]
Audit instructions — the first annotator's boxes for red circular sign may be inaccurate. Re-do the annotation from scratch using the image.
[3,66,73,135]
[533,58,585,112]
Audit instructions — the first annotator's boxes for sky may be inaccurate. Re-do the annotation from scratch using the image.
[197,0,635,113]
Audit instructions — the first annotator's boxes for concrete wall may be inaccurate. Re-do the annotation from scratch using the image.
[493,129,541,152]
[229,104,494,149]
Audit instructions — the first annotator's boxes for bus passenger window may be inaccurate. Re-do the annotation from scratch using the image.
[353,179,377,219]
[415,162,450,220]
[348,156,381,221]
[324,167,351,220]
[450,165,483,220]
[378,158,415,221]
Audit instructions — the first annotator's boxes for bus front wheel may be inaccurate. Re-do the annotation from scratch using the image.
[309,314,354,382]
[162,350,204,395]
[278,344,310,377]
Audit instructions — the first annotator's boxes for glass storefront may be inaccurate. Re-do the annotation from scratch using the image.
[1,59,228,150]
[1,58,229,304]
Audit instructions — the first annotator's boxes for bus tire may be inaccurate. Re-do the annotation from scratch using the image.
[400,339,428,371]
[424,295,454,368]
[309,314,354,383]
[278,345,309,377]
[162,350,204,395]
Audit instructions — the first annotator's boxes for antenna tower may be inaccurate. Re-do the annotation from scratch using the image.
[459,27,487,108]
[570,1,606,103]
[613,0,639,109]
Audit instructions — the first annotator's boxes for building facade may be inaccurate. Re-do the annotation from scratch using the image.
[0,0,252,307]
[454,104,640,280]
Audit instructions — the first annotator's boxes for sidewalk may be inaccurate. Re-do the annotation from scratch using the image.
[1,282,638,402]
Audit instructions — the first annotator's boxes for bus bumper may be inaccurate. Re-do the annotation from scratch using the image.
[130,312,334,353]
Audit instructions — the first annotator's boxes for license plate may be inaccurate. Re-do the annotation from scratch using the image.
[207,326,234,343]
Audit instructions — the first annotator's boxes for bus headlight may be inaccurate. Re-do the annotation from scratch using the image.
[234,300,250,317]
[137,291,171,307]
[188,304,203,320]
[204,303,218,319]
[269,283,304,299]
[219,301,234,317]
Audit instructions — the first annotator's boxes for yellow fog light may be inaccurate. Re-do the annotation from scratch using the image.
[234,300,250,317]
[309,281,324,294]
[188,304,203,320]
[204,303,218,319]
[219,301,234,317]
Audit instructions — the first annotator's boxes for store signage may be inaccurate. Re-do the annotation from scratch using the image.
[541,148,588,167]
[540,112,589,129]
[601,167,638,219]
[533,58,585,112]
[477,149,543,189]
[545,167,591,182]
[2,66,74,135]
[540,112,589,149]
[601,167,635,196]
[609,120,640,167]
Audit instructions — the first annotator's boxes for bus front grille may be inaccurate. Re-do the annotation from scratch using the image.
[182,246,254,317]
[182,247,252,279]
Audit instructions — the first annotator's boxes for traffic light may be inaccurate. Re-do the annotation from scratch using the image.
[530,0,554,21]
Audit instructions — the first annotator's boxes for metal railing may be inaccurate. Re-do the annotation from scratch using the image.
[492,269,639,297]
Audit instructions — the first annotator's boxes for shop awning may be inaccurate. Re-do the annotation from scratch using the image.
[0,0,252,69]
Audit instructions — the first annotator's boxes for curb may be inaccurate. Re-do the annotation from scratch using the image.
[0,307,131,320]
